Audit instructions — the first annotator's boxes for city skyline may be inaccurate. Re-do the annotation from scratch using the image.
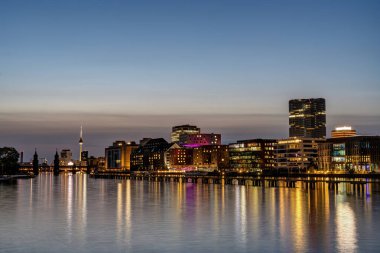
[1,0,380,159]
[2,2,380,253]
[9,107,380,162]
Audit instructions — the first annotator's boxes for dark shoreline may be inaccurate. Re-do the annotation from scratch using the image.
[0,174,33,183]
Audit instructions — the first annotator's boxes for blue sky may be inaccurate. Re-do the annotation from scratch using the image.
[1,0,379,160]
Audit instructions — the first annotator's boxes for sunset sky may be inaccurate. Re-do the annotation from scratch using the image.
[1,0,379,161]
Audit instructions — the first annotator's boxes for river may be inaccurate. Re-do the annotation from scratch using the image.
[1,173,379,253]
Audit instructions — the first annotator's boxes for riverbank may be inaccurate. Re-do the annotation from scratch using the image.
[89,171,380,188]
[91,170,380,179]
[0,174,34,183]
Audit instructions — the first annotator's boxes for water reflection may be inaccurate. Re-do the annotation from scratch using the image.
[293,189,306,252]
[1,174,380,253]
[238,187,247,248]
[116,182,122,242]
[60,173,88,243]
[67,174,73,241]
[125,180,132,246]
[336,196,357,252]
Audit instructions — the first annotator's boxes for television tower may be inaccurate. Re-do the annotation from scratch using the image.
[79,126,83,162]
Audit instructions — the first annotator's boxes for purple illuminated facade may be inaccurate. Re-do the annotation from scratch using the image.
[179,133,221,148]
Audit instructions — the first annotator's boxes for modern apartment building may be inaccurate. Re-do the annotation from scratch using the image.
[276,137,325,172]
[229,139,276,172]
[318,136,380,172]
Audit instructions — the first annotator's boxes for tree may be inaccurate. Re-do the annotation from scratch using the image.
[0,147,20,175]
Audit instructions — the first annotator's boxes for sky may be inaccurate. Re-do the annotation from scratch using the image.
[1,0,380,161]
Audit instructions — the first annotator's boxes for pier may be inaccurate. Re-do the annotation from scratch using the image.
[89,171,378,189]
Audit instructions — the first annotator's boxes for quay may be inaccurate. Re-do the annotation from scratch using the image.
[89,171,380,190]
[16,164,380,191]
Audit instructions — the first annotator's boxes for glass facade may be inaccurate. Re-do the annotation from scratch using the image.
[318,136,380,172]
[229,139,276,172]
[276,138,323,172]
[171,125,200,143]
[289,98,326,138]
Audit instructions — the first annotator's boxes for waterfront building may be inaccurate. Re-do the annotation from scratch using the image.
[331,126,357,138]
[60,149,73,166]
[229,139,276,173]
[318,136,380,172]
[171,125,200,143]
[289,98,326,138]
[87,156,99,172]
[96,156,106,171]
[131,138,170,171]
[130,148,144,171]
[179,133,221,148]
[193,145,229,171]
[165,144,194,170]
[105,141,138,171]
[81,151,89,163]
[276,137,324,172]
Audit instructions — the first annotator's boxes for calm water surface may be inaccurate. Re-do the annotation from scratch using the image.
[1,173,380,253]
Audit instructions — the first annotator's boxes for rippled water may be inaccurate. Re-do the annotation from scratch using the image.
[1,173,380,253]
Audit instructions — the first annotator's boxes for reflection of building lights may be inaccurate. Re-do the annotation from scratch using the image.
[116,183,122,241]
[336,201,357,252]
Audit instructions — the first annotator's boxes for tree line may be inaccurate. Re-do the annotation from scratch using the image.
[0,147,20,175]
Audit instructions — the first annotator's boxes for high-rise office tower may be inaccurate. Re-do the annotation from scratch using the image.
[171,124,200,143]
[289,98,326,138]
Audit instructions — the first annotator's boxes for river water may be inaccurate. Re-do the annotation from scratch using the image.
[1,173,379,253]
